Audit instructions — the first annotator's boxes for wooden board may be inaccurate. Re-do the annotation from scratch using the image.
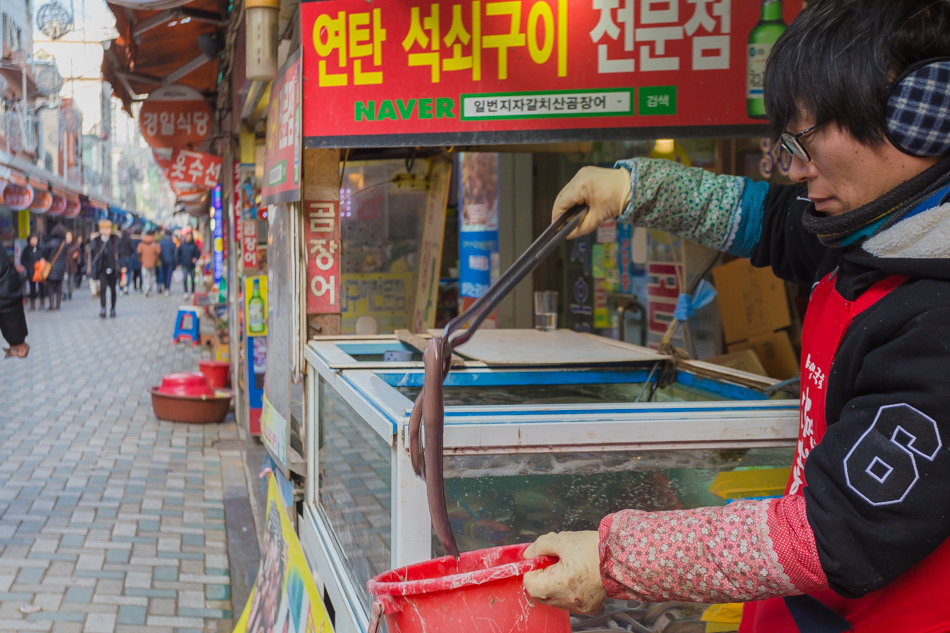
[437,328,668,366]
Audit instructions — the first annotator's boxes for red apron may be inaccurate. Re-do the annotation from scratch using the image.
[740,272,950,633]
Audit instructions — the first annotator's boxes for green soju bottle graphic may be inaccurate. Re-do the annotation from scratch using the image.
[747,0,786,119]
[248,278,266,334]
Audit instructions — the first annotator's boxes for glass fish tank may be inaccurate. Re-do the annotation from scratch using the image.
[302,333,799,633]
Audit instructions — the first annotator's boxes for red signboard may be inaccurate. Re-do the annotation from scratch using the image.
[242,219,259,270]
[304,201,341,314]
[47,192,67,216]
[302,0,801,147]
[63,196,81,218]
[168,149,223,191]
[140,84,211,150]
[3,182,33,211]
[30,189,52,214]
[261,49,302,206]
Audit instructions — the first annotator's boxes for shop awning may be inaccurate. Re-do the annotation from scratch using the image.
[101,0,227,114]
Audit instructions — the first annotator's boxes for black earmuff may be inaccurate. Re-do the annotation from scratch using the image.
[885,57,950,157]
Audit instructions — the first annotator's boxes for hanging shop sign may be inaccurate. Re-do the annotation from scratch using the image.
[242,219,259,270]
[211,185,225,283]
[261,50,302,206]
[29,188,52,214]
[168,149,223,191]
[63,196,81,218]
[47,191,67,216]
[303,200,341,314]
[139,84,212,150]
[302,0,802,147]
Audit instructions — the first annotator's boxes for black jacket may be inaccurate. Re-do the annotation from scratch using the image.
[20,244,42,276]
[90,236,121,278]
[44,237,67,281]
[118,233,134,260]
[751,183,950,599]
[0,247,24,311]
[159,237,177,265]
[177,241,200,268]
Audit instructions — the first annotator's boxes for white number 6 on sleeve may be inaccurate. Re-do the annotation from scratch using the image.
[844,404,943,506]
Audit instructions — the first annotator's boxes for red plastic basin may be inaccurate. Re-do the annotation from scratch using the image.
[198,360,231,389]
[367,544,570,633]
[157,372,214,397]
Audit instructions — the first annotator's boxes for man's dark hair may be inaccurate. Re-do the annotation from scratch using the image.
[765,0,950,144]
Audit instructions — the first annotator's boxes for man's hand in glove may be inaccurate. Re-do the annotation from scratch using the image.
[523,530,607,614]
[551,166,631,238]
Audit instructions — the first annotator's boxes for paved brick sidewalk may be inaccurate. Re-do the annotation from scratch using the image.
[0,286,243,633]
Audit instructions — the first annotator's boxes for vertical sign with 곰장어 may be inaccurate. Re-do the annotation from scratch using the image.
[242,219,259,270]
[211,185,224,284]
[304,201,341,314]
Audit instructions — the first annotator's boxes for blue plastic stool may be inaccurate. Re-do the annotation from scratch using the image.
[173,306,200,345]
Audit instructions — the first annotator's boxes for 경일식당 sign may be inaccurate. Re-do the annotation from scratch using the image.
[261,49,302,206]
[139,84,211,150]
[301,0,802,147]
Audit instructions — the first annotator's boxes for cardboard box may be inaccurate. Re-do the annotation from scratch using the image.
[712,258,791,344]
[729,330,799,380]
[703,349,768,377]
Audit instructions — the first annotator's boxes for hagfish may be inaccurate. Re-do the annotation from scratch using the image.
[409,336,460,559]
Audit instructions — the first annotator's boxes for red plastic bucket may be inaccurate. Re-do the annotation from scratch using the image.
[367,544,570,633]
[198,360,230,389]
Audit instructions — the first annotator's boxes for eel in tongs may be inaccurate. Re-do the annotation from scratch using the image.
[407,205,588,560]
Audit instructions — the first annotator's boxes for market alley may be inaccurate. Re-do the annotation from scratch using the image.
[0,291,253,633]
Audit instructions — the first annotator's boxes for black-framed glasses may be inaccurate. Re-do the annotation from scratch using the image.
[780,124,819,163]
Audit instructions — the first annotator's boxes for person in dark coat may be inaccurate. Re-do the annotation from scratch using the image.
[0,246,28,358]
[42,224,68,310]
[118,230,134,294]
[129,235,142,292]
[158,232,177,295]
[65,232,80,299]
[90,220,121,318]
[177,230,200,298]
[19,234,46,310]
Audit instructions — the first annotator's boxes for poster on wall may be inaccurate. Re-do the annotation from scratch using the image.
[232,471,334,633]
[301,0,803,147]
[458,153,500,327]
[246,275,268,337]
[340,272,415,333]
[246,336,267,436]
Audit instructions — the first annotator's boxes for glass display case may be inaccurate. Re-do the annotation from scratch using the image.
[301,332,799,633]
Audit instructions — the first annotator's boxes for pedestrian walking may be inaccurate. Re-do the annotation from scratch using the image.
[73,234,85,289]
[129,234,143,292]
[43,224,68,310]
[20,234,46,311]
[137,231,161,296]
[65,231,80,300]
[0,245,28,358]
[118,229,134,295]
[178,230,200,299]
[158,231,177,296]
[90,220,120,318]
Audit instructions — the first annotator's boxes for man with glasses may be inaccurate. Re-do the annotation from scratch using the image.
[524,1,950,631]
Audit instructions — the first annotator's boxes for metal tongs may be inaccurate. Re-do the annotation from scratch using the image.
[442,204,589,351]
[408,204,588,559]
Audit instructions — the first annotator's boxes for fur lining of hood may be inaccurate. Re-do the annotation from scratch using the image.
[862,202,950,259]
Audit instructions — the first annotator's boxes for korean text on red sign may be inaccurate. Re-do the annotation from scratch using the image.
[169,149,223,190]
[305,201,341,314]
[302,0,802,146]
